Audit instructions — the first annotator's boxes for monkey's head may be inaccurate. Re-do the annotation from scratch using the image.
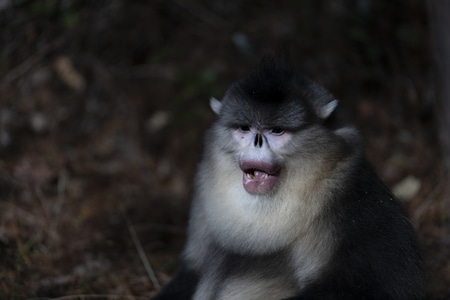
[207,58,343,196]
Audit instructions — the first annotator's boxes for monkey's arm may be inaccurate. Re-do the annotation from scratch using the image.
[283,253,421,300]
[151,263,199,300]
[286,204,421,298]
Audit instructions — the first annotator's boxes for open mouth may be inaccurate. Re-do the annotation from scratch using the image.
[239,160,280,195]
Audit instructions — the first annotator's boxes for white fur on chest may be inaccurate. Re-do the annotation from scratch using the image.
[193,274,297,300]
[183,149,337,298]
[198,152,329,256]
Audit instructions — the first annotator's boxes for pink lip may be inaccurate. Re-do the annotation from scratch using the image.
[239,160,280,195]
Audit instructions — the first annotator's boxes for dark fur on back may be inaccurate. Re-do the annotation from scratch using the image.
[297,159,423,299]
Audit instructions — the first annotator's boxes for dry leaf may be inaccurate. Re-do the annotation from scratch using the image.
[53,56,86,91]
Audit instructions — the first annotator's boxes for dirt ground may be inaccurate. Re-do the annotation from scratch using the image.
[0,1,449,299]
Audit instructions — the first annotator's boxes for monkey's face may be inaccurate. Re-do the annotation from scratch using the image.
[209,95,314,196]
[207,64,339,198]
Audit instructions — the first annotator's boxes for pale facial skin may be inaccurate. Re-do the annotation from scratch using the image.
[232,125,292,194]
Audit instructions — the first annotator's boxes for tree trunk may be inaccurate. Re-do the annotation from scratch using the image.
[427,0,450,173]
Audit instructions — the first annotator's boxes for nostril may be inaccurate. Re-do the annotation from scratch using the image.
[254,134,263,148]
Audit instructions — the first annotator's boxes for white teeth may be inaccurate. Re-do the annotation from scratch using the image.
[246,172,269,179]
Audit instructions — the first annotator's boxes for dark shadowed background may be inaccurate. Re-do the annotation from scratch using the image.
[0,0,449,299]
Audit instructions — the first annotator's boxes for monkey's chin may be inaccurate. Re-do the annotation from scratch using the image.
[242,171,279,195]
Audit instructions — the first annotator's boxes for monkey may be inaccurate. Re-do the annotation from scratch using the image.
[152,57,423,300]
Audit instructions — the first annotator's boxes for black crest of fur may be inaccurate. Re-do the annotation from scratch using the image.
[234,54,296,104]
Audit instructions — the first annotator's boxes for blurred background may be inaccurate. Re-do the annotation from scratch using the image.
[0,0,449,299]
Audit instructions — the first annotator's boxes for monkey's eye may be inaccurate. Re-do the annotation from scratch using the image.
[239,125,251,132]
[271,127,285,135]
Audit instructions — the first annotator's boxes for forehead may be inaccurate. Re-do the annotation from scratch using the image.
[219,95,312,129]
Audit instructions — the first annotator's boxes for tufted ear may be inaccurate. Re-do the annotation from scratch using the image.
[318,99,338,119]
[210,97,222,115]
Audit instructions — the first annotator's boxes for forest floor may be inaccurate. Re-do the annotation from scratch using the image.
[0,1,449,299]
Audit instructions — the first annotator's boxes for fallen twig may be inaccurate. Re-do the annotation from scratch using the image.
[0,37,65,91]
[172,0,226,32]
[28,294,150,300]
[125,214,161,289]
